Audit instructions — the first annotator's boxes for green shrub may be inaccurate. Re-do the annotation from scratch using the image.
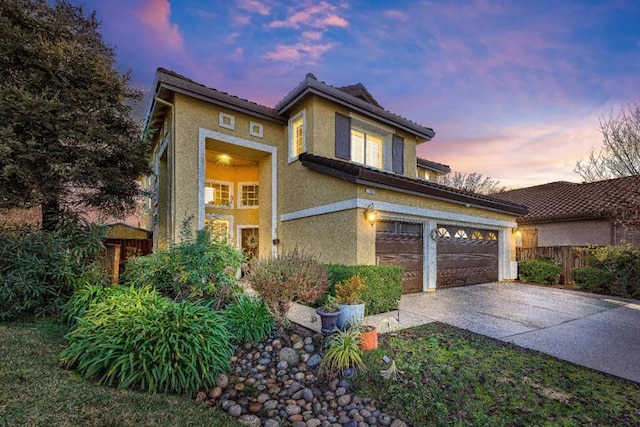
[580,244,640,298]
[59,285,233,396]
[572,266,617,294]
[122,225,244,307]
[518,258,562,285]
[247,248,328,334]
[224,296,275,343]
[60,284,121,326]
[0,222,108,320]
[323,265,403,315]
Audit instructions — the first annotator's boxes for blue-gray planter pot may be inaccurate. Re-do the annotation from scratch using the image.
[337,303,365,329]
[315,307,341,334]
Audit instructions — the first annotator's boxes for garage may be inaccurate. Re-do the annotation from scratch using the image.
[436,224,498,288]
[375,221,423,294]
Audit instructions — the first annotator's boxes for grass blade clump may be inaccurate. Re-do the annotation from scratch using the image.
[59,285,233,396]
[224,295,275,343]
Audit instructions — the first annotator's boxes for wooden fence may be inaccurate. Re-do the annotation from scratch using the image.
[97,238,153,284]
[516,246,592,285]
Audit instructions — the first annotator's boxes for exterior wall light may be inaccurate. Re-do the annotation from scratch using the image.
[364,203,378,226]
[512,228,522,237]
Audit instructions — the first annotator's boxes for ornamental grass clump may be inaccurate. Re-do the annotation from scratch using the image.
[319,328,365,378]
[247,248,328,335]
[59,285,233,396]
[224,295,275,343]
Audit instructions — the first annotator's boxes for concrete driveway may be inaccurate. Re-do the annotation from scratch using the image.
[393,282,640,383]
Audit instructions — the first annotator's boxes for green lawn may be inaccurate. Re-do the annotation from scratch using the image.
[356,322,640,427]
[0,320,240,427]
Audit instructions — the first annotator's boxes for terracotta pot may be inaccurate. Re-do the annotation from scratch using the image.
[359,326,378,351]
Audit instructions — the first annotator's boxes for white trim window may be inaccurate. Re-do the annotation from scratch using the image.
[351,128,383,168]
[288,110,306,162]
[205,180,233,207]
[238,182,259,208]
[205,215,233,244]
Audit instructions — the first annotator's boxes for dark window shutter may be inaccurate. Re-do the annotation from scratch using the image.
[335,113,351,160]
[392,134,404,174]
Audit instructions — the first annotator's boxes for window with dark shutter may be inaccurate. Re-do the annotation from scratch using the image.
[392,134,404,174]
[335,113,351,160]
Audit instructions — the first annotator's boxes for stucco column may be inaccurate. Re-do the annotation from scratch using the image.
[424,220,437,291]
[499,227,516,280]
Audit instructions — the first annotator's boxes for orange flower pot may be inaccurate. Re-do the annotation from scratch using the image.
[359,326,378,351]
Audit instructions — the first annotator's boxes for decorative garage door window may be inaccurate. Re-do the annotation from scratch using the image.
[436,224,499,289]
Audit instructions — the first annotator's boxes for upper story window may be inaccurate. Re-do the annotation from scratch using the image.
[205,180,233,207]
[239,183,259,208]
[351,129,383,169]
[335,113,404,174]
[288,110,306,162]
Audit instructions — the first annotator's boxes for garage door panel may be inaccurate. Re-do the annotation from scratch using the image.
[436,224,498,289]
[376,221,423,294]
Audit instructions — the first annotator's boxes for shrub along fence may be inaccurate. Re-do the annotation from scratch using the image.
[516,246,591,285]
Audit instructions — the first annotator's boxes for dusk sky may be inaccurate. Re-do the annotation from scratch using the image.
[68,0,640,189]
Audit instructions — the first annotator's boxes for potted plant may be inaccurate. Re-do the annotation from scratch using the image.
[319,328,365,378]
[357,324,378,351]
[315,295,341,334]
[335,273,366,330]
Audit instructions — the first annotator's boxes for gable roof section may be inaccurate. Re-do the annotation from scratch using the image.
[336,83,383,108]
[493,176,640,223]
[276,73,435,141]
[298,153,527,216]
[417,157,451,174]
[146,68,286,130]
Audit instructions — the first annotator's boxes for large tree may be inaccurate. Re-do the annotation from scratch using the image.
[574,102,640,182]
[0,0,150,230]
[437,171,505,195]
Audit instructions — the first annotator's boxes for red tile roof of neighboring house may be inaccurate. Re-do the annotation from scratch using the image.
[493,176,640,223]
[275,73,436,141]
[298,153,527,216]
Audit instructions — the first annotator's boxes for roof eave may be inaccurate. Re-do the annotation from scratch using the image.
[276,79,435,140]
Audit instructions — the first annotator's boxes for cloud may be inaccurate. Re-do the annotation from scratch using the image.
[134,0,183,51]
[237,0,270,16]
[229,47,244,62]
[302,31,323,40]
[384,10,409,20]
[268,1,348,29]
[264,42,335,64]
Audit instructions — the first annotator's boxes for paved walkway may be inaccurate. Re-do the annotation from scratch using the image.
[289,282,640,383]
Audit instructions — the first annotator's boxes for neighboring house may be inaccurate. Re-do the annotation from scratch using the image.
[494,176,640,248]
[142,68,526,293]
[416,157,450,182]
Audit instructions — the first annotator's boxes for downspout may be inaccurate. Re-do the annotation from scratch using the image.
[154,97,176,243]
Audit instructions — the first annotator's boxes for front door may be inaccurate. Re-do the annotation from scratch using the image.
[241,227,259,259]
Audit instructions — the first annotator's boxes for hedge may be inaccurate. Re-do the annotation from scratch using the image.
[572,266,616,294]
[518,258,562,285]
[323,264,403,315]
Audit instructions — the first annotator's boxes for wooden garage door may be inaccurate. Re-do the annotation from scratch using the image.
[376,221,423,294]
[436,225,498,288]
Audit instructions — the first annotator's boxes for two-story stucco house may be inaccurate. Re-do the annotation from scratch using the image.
[142,68,527,293]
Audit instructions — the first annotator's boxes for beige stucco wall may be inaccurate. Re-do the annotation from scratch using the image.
[168,94,284,244]
[523,220,612,247]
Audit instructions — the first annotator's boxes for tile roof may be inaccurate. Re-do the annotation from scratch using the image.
[298,153,527,216]
[336,82,382,108]
[275,73,436,140]
[151,68,286,123]
[493,176,640,223]
[416,157,451,174]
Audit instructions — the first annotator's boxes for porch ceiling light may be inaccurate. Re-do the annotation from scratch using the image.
[512,227,522,237]
[364,203,378,226]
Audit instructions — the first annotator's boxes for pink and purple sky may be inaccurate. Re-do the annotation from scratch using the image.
[68,0,640,189]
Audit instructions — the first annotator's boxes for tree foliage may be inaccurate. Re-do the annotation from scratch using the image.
[437,171,505,194]
[0,0,150,229]
[574,102,640,182]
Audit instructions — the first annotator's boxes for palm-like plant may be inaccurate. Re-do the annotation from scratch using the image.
[319,328,365,377]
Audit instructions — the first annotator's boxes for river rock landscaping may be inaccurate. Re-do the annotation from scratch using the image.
[198,328,406,427]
